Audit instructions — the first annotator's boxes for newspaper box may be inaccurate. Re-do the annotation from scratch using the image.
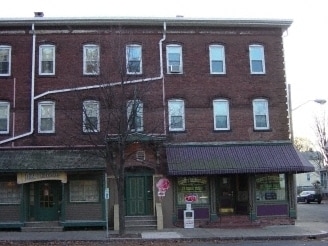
[183,203,194,229]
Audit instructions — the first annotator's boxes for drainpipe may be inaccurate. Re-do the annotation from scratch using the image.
[0,23,36,145]
[160,22,167,135]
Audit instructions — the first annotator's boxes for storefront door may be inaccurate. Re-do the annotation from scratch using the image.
[217,176,236,214]
[35,181,61,221]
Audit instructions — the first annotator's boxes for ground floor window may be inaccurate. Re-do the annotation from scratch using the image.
[69,180,99,202]
[255,174,286,201]
[177,177,209,205]
[0,182,20,204]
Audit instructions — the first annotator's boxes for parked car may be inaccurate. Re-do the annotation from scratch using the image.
[297,190,322,204]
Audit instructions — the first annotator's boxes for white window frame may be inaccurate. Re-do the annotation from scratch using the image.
[83,44,100,75]
[0,45,11,76]
[126,44,142,74]
[166,45,182,74]
[127,100,143,132]
[38,101,55,133]
[249,44,265,74]
[0,101,10,134]
[209,45,226,74]
[213,99,230,130]
[83,100,100,133]
[39,45,55,75]
[253,99,269,130]
[168,99,185,131]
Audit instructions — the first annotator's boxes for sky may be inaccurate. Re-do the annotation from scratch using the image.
[1,0,328,145]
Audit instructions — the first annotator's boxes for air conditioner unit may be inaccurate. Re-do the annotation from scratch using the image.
[169,65,181,73]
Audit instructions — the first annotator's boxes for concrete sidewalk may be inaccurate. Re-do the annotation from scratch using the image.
[0,221,327,242]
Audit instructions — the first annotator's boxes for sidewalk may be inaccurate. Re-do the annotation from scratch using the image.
[0,221,327,242]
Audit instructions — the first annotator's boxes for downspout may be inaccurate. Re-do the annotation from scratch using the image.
[0,23,35,145]
[160,22,167,135]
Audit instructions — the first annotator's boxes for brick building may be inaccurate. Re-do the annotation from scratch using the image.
[0,16,314,230]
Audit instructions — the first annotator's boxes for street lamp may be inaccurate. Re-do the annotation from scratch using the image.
[288,84,326,143]
[292,99,327,111]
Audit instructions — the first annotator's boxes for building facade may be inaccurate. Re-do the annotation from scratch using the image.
[0,16,314,230]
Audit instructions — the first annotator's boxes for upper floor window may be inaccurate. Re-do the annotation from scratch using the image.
[127,100,143,132]
[38,101,55,133]
[83,100,100,132]
[0,45,11,76]
[83,44,100,75]
[39,45,55,75]
[253,99,269,130]
[249,44,265,74]
[126,45,142,74]
[213,99,230,130]
[209,45,226,74]
[168,99,185,131]
[167,45,182,74]
[0,101,9,134]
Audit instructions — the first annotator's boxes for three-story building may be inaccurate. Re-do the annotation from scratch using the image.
[0,15,314,230]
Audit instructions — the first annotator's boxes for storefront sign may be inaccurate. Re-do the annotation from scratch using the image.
[17,172,67,184]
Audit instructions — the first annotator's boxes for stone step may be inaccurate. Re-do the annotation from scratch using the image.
[125,216,157,231]
[21,221,63,232]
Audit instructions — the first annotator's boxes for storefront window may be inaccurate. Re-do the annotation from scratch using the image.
[70,180,99,202]
[0,182,21,204]
[255,174,286,201]
[177,177,209,205]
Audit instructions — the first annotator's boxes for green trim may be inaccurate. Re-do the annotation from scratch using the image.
[0,222,23,229]
[61,220,106,228]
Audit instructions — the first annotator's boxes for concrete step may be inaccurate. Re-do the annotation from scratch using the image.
[125,216,157,231]
[21,221,63,232]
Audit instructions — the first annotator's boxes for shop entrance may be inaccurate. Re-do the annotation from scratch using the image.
[30,181,61,221]
[217,175,249,215]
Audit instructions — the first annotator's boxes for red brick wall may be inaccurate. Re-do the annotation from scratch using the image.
[0,25,289,147]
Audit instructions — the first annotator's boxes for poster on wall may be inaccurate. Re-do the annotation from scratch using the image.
[156,178,170,198]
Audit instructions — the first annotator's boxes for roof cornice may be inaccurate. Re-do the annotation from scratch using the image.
[0,16,292,30]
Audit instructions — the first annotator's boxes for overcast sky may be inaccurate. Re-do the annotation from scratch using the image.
[1,0,327,143]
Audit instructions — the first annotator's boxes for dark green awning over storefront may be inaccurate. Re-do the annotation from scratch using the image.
[0,149,106,172]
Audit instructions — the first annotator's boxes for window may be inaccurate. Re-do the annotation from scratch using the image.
[126,45,142,74]
[168,99,185,131]
[253,99,269,130]
[0,45,11,76]
[249,44,265,74]
[127,100,143,132]
[0,182,20,204]
[177,177,209,205]
[83,100,100,132]
[38,101,55,133]
[70,180,99,202]
[213,99,230,130]
[255,174,286,201]
[209,45,226,74]
[167,45,182,74]
[83,44,99,75]
[0,102,9,134]
[39,45,55,75]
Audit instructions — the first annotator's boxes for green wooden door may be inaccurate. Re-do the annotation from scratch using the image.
[125,175,153,216]
[35,181,60,221]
